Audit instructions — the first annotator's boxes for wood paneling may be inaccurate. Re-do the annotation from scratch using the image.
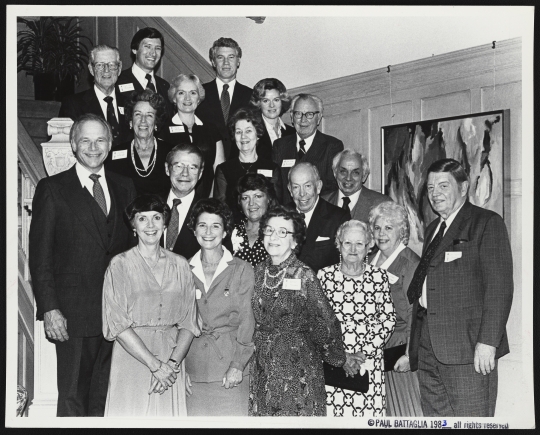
[421,90,472,119]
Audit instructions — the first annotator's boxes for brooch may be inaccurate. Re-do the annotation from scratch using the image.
[224,289,230,297]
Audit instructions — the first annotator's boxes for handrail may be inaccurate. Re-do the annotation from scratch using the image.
[18,119,46,186]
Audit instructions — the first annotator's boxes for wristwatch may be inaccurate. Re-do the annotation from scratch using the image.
[168,358,181,370]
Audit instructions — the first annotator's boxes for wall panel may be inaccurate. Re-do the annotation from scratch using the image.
[420,89,472,120]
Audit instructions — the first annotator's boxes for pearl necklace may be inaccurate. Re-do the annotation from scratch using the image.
[131,138,157,178]
[263,267,287,290]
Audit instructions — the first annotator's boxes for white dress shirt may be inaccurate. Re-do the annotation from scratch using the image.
[263,116,286,144]
[94,85,119,120]
[190,247,233,293]
[164,189,195,242]
[298,196,319,228]
[75,162,111,213]
[338,188,361,212]
[370,241,407,270]
[171,113,204,142]
[132,63,155,90]
[296,131,316,153]
[216,77,236,102]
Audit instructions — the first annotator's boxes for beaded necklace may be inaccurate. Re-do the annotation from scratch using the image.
[131,138,157,178]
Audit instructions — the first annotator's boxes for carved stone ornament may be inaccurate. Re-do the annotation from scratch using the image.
[41,118,77,176]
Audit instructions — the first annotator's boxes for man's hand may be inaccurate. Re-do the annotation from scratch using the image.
[44,309,69,342]
[474,342,496,375]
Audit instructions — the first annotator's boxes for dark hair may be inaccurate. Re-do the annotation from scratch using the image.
[125,89,169,131]
[209,37,242,61]
[165,143,205,170]
[130,27,164,56]
[258,205,306,255]
[227,107,265,141]
[70,113,112,144]
[187,198,234,236]
[236,173,278,210]
[427,158,469,185]
[124,194,171,229]
[250,78,291,115]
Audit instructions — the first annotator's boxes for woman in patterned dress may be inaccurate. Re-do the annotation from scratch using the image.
[231,173,278,267]
[317,219,396,417]
[249,205,346,416]
[368,201,423,416]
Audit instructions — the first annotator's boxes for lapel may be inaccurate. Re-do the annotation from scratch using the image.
[104,172,126,249]
[326,190,339,206]
[283,135,298,160]
[431,201,472,260]
[207,80,225,123]
[173,193,200,252]
[351,187,368,217]
[305,199,326,245]
[230,81,247,114]
[189,256,236,299]
[84,89,105,118]
[303,130,326,162]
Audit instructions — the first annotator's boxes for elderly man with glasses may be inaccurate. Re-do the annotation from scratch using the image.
[59,44,130,147]
[272,93,344,205]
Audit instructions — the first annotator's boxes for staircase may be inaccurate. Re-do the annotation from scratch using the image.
[18,100,61,151]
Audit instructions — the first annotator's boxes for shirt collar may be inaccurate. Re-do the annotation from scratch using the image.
[132,63,154,87]
[167,187,195,204]
[216,77,236,95]
[370,241,407,270]
[94,85,116,101]
[296,131,316,149]
[171,113,203,126]
[75,162,106,187]
[297,196,319,227]
[441,200,466,226]
[338,188,361,210]
[189,247,233,292]
[262,115,285,130]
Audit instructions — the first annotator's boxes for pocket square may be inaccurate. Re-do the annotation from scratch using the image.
[316,236,330,242]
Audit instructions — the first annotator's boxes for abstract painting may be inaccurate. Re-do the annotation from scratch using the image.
[381,110,507,256]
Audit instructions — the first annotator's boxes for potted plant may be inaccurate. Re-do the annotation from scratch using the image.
[17,17,92,101]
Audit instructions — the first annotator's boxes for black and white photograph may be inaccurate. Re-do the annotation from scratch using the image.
[7,5,534,429]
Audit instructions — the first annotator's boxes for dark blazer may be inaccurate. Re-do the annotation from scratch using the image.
[323,186,392,224]
[287,198,350,273]
[195,79,253,160]
[409,201,513,370]
[257,122,296,162]
[162,192,201,260]
[58,88,131,147]
[29,166,137,337]
[272,130,344,205]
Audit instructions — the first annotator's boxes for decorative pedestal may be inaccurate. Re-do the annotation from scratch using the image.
[41,118,76,176]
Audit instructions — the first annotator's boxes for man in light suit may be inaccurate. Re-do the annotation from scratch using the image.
[287,162,350,273]
[29,114,137,416]
[59,45,130,147]
[408,159,513,417]
[323,149,391,223]
[273,93,344,205]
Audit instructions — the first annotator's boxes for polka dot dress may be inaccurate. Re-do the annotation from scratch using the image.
[231,221,268,267]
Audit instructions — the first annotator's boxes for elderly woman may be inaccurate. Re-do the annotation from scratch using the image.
[105,89,174,198]
[184,198,255,416]
[249,205,346,416]
[317,220,396,417]
[231,173,278,267]
[102,194,200,416]
[161,73,225,198]
[368,201,422,417]
[249,78,295,161]
[214,107,278,220]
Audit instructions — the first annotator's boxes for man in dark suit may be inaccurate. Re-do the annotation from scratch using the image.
[272,93,344,205]
[116,27,173,118]
[408,159,513,417]
[286,162,350,272]
[323,149,391,223]
[195,37,252,160]
[59,45,130,147]
[29,114,137,416]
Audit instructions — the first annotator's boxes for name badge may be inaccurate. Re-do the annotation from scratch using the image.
[112,150,128,160]
[195,289,202,300]
[445,252,462,263]
[282,159,295,168]
[387,272,399,284]
[282,278,301,290]
[119,83,135,92]
[118,106,124,115]
[169,125,185,133]
[257,169,273,177]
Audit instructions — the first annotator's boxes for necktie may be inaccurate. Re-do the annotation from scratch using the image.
[297,139,306,160]
[407,221,447,304]
[103,96,120,144]
[221,84,230,122]
[342,196,351,213]
[166,199,182,250]
[89,174,107,216]
[145,74,156,92]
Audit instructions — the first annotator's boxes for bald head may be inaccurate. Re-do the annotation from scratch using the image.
[287,163,323,213]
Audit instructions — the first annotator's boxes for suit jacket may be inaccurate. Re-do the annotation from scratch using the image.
[29,166,137,337]
[323,186,392,224]
[273,130,344,205]
[409,201,513,370]
[195,79,253,160]
[257,122,296,162]
[58,88,131,147]
[288,198,350,273]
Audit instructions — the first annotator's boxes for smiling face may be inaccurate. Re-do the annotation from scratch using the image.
[212,46,240,82]
[263,216,297,264]
[427,171,468,219]
[372,216,402,257]
[194,212,226,251]
[336,154,364,196]
[234,119,258,154]
[133,37,162,73]
[339,226,373,266]
[239,189,269,223]
[288,165,323,213]
[89,49,121,95]
[71,120,112,173]
[260,89,282,120]
[133,211,165,246]
[291,97,322,140]
[131,101,157,140]
[174,79,201,114]
[165,150,203,198]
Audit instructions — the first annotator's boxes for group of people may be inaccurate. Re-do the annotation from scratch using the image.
[29,27,514,419]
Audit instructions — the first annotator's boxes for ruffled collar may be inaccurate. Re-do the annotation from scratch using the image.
[265,251,297,274]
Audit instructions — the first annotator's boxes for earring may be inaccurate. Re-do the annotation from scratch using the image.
[338,253,342,271]
[363,255,368,267]
[154,126,157,131]
[129,122,132,130]
[133,230,137,237]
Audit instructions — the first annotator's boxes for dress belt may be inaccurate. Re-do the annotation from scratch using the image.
[200,325,238,360]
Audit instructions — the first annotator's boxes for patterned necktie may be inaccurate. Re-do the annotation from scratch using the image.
[89,174,107,216]
[103,96,120,144]
[221,84,230,122]
[297,139,307,160]
[407,221,447,304]
[166,199,182,250]
[342,196,351,213]
[145,74,156,92]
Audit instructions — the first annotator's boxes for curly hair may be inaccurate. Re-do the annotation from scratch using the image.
[236,173,278,209]
[227,107,265,141]
[258,205,306,255]
[187,198,234,236]
[124,89,169,131]
[368,201,410,246]
[335,219,373,250]
[167,73,206,105]
[250,78,291,116]
[209,37,242,61]
[124,194,171,229]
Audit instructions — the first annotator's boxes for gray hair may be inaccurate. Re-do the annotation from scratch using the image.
[89,44,120,64]
[70,113,112,144]
[290,93,323,114]
[287,162,321,185]
[368,201,410,246]
[168,73,206,104]
[332,149,370,180]
[335,219,373,248]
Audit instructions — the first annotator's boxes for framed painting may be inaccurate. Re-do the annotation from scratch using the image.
[381,110,508,255]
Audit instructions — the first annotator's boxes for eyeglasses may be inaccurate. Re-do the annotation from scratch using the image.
[93,62,120,72]
[170,163,200,174]
[262,225,295,238]
[292,111,320,120]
